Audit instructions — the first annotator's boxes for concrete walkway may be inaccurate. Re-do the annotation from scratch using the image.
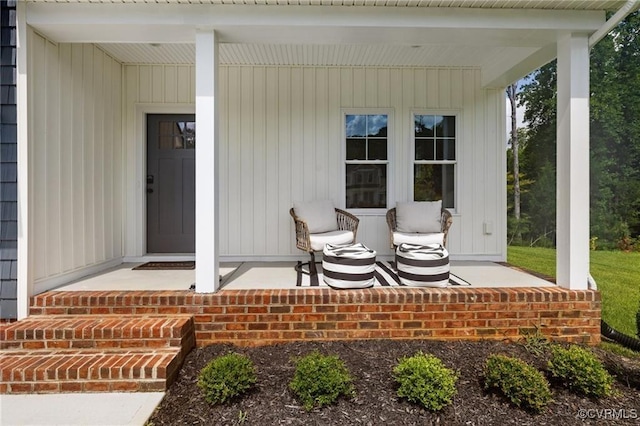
[0,392,164,426]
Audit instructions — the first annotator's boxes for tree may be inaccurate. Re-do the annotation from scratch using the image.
[516,63,557,245]
[515,10,640,248]
[507,128,533,245]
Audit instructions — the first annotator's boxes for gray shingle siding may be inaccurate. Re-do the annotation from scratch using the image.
[0,0,17,320]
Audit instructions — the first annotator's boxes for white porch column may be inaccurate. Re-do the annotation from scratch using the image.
[195,30,219,293]
[16,1,31,319]
[556,33,590,290]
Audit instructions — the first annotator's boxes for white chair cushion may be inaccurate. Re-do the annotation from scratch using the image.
[293,200,339,234]
[309,230,354,251]
[396,201,442,233]
[392,231,444,246]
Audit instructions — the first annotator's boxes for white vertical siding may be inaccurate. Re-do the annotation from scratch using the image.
[58,44,73,272]
[29,30,123,283]
[125,64,505,260]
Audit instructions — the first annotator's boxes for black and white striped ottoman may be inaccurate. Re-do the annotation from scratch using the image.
[322,243,377,289]
[396,243,450,287]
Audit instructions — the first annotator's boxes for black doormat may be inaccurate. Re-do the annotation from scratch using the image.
[133,261,195,270]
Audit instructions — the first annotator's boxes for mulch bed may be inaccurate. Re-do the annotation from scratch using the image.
[149,339,640,425]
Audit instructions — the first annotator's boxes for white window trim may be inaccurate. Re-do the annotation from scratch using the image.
[341,108,394,216]
[409,110,460,213]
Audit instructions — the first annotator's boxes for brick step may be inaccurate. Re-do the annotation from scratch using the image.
[0,348,183,394]
[30,291,196,316]
[0,315,195,351]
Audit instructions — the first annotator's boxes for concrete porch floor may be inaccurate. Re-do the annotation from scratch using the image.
[56,261,555,292]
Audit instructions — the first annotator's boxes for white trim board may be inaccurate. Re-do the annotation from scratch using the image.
[126,104,196,258]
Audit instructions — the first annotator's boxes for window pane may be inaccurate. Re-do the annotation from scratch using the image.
[368,138,387,160]
[158,121,176,136]
[415,139,435,160]
[158,121,196,149]
[442,164,455,208]
[346,164,387,209]
[346,115,366,137]
[159,135,174,150]
[414,164,455,208]
[443,139,455,160]
[181,122,196,149]
[346,139,366,160]
[435,139,455,160]
[367,115,387,137]
[415,115,436,137]
[436,116,455,137]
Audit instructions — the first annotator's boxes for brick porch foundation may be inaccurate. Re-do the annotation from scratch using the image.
[30,286,601,347]
[0,286,600,394]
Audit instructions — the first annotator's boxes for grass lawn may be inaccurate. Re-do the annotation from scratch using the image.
[507,246,640,337]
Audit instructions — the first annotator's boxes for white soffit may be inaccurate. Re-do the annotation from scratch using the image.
[27,1,615,83]
[97,43,535,68]
[25,0,628,10]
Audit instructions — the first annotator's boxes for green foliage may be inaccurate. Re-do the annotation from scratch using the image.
[484,354,552,413]
[599,342,640,359]
[522,162,556,247]
[237,410,248,425]
[197,353,257,405]
[508,246,640,337]
[507,216,531,246]
[548,345,613,398]
[519,327,551,358]
[289,351,355,411]
[393,351,458,411]
[514,11,640,248]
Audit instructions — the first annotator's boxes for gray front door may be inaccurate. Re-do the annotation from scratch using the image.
[146,114,196,253]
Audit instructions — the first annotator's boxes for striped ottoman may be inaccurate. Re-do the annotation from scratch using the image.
[322,243,377,289]
[396,243,450,287]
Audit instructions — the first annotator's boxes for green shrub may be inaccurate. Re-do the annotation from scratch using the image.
[289,351,355,411]
[197,353,257,405]
[548,345,613,397]
[519,327,551,358]
[393,351,458,411]
[484,354,552,412]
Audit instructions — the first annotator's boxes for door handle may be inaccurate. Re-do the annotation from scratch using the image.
[147,188,154,194]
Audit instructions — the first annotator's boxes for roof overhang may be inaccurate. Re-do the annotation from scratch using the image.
[25,3,609,87]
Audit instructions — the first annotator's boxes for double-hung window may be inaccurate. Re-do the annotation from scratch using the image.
[344,112,390,210]
[413,113,456,209]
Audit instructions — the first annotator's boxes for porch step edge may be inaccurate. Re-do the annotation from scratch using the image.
[0,347,184,394]
[0,315,195,350]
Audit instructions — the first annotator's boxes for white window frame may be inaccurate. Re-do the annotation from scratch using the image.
[410,110,459,212]
[342,108,394,216]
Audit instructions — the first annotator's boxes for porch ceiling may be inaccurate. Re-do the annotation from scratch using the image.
[25,2,611,87]
[25,0,628,10]
[96,43,537,70]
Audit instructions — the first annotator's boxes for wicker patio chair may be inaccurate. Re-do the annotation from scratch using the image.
[290,206,359,275]
[386,206,452,249]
